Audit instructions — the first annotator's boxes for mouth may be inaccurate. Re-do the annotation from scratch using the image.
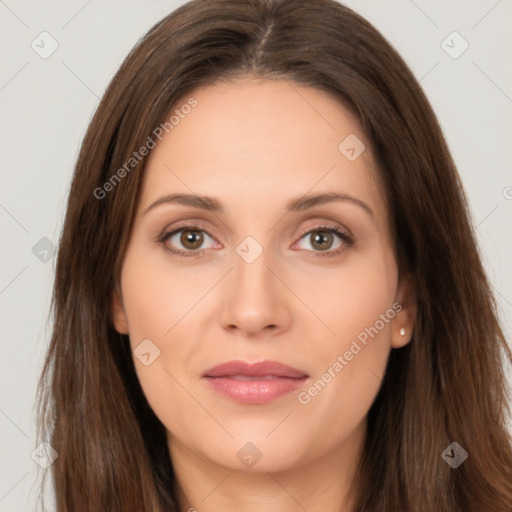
[202,360,309,404]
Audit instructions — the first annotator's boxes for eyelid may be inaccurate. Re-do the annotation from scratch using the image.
[295,220,352,242]
[157,219,218,241]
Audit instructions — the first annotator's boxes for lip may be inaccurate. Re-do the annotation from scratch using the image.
[202,360,309,404]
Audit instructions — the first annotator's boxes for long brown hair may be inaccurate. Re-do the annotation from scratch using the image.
[37,0,512,510]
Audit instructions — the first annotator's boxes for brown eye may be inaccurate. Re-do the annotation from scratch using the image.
[293,225,350,257]
[309,231,334,251]
[180,229,204,250]
[160,226,217,256]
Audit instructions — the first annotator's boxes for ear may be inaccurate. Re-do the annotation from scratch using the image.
[111,286,129,335]
[390,273,417,349]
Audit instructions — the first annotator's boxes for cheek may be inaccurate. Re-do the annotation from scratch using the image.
[293,243,397,348]
[120,246,209,340]
[119,248,214,416]
[291,249,397,432]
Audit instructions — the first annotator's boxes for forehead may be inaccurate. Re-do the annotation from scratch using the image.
[139,77,386,221]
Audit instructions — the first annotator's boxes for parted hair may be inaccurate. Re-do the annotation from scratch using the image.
[37,0,512,510]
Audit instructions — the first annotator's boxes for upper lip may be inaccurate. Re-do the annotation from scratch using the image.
[203,360,309,379]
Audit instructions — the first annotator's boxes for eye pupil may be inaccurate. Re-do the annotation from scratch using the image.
[311,231,333,251]
[181,230,203,249]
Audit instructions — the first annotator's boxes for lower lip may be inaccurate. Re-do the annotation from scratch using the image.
[203,376,308,404]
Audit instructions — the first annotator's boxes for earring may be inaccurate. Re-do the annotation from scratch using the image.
[399,328,406,336]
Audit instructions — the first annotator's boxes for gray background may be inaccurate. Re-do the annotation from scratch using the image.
[1,0,511,510]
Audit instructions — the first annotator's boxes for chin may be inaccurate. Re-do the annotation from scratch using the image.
[202,431,308,473]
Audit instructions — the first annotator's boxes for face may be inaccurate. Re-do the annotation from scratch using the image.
[112,77,415,476]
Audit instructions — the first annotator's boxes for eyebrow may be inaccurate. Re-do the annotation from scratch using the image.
[143,192,374,219]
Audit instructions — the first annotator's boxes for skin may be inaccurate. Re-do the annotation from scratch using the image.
[112,77,416,512]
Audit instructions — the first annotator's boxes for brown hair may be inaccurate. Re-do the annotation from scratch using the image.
[37,0,512,510]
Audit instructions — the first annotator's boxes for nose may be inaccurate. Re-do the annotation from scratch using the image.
[218,247,292,337]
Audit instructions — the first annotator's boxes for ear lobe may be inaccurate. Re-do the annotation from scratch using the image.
[111,287,129,335]
[390,273,417,349]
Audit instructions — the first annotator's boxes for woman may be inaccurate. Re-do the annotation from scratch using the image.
[37,0,512,510]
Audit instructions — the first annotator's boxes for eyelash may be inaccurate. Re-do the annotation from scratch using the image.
[157,222,353,259]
